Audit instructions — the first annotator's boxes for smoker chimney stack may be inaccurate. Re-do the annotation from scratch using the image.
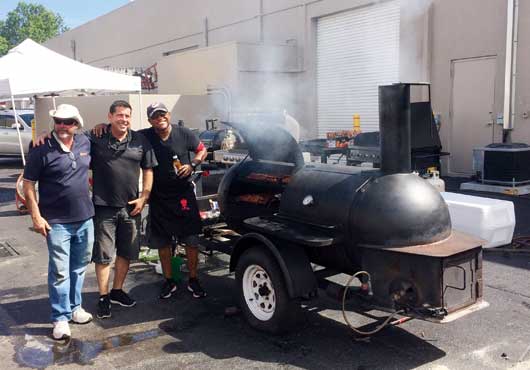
[379,83,412,175]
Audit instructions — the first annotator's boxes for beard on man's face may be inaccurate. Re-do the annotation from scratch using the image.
[55,127,75,139]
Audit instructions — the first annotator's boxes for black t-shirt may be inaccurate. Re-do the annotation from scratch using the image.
[89,128,158,207]
[139,125,200,196]
[23,134,94,224]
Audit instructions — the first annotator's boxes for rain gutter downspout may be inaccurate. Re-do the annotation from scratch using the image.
[503,0,519,143]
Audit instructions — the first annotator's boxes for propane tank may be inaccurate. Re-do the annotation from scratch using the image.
[426,169,445,192]
[352,114,362,136]
[221,128,236,150]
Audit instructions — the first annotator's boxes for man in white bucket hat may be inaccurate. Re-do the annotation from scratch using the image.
[23,104,94,340]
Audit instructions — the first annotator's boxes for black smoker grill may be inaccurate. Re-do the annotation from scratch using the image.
[205,83,485,334]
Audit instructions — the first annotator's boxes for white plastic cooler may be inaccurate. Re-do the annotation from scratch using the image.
[440,192,515,248]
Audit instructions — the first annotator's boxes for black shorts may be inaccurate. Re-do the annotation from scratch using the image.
[148,188,202,249]
[92,206,141,264]
[148,233,200,249]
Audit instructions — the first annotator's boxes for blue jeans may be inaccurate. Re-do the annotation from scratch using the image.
[46,219,94,322]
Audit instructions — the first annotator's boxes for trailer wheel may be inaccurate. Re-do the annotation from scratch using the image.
[235,247,298,334]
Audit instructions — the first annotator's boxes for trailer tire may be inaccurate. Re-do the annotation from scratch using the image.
[235,246,299,334]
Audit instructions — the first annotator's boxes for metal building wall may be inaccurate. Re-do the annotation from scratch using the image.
[430,0,530,174]
[506,0,530,144]
[44,0,430,139]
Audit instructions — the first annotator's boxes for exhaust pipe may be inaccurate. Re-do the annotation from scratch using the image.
[379,83,412,175]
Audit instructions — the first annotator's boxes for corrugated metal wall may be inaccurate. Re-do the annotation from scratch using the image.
[316,0,401,137]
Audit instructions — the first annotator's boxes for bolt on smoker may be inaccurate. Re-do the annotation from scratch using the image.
[202,83,487,334]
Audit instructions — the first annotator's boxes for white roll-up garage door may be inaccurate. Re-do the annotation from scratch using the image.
[317,0,400,137]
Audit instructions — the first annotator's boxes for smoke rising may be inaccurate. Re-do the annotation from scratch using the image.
[223,120,303,166]
[208,0,434,144]
[209,42,305,143]
[399,0,434,84]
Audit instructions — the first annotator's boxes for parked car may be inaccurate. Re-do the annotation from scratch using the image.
[0,109,33,156]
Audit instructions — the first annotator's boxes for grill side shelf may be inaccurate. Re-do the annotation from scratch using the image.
[243,216,343,247]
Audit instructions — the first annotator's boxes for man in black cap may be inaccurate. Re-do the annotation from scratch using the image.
[139,103,208,299]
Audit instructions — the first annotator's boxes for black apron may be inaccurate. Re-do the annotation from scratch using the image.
[149,186,202,239]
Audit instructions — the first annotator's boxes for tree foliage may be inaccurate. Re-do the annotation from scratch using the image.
[0,36,8,56]
[0,20,8,56]
[0,2,68,55]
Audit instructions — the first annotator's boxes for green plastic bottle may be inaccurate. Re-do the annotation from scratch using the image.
[171,254,183,283]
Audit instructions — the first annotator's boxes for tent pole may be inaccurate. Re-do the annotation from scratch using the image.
[11,95,26,166]
[51,96,57,132]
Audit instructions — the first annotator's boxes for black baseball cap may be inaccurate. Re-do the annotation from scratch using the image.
[147,102,169,118]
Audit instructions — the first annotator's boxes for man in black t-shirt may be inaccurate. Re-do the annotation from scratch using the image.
[140,102,207,299]
[91,100,157,319]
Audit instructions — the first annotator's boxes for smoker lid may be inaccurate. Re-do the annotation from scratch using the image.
[222,121,304,166]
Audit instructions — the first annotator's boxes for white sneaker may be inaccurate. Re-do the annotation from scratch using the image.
[71,307,93,324]
[52,321,71,340]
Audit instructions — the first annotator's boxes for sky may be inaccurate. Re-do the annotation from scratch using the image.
[0,0,132,29]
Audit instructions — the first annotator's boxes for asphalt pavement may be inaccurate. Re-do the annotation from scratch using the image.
[0,158,529,370]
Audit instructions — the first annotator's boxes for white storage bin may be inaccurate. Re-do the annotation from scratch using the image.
[440,192,515,248]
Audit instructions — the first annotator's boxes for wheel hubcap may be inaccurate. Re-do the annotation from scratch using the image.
[242,264,276,321]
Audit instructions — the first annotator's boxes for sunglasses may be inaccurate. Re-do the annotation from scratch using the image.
[68,152,77,170]
[151,112,167,119]
[54,118,77,126]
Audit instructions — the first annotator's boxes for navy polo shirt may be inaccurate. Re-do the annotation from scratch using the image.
[23,134,94,224]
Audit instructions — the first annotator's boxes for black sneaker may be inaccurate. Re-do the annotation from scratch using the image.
[187,278,207,298]
[110,289,136,307]
[96,295,111,319]
[160,279,177,299]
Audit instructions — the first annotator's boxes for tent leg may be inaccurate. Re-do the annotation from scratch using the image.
[50,96,58,132]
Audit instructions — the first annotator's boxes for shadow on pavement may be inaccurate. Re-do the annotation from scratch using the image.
[2,254,446,369]
[484,252,530,271]
[154,262,446,370]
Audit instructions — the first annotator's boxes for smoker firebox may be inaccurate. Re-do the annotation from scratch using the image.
[359,235,483,320]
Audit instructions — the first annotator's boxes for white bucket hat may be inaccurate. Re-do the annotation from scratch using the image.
[49,104,84,128]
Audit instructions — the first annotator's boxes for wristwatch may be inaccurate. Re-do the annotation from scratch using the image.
[191,161,200,170]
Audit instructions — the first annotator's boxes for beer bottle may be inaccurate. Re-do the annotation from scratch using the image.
[172,154,182,174]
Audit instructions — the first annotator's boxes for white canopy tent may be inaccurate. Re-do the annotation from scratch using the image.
[0,39,142,164]
[0,38,140,98]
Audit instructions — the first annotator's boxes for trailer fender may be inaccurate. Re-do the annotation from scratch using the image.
[230,233,317,299]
